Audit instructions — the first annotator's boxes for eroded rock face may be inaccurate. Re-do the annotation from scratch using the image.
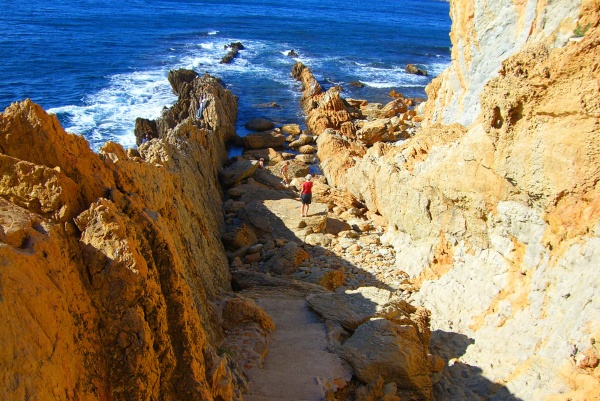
[0,73,248,400]
[314,3,600,400]
[421,0,586,127]
[338,319,432,400]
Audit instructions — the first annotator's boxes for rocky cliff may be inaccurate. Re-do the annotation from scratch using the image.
[0,72,265,400]
[308,1,600,400]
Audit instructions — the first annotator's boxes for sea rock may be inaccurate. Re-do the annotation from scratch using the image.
[405,64,427,76]
[292,62,354,134]
[243,130,285,149]
[282,123,302,135]
[338,319,432,400]
[316,129,367,190]
[275,160,310,179]
[315,3,600,400]
[245,117,275,132]
[298,144,317,154]
[289,133,314,148]
[251,166,288,190]
[254,102,281,108]
[134,117,158,144]
[221,41,245,64]
[379,98,409,118]
[350,81,365,88]
[294,154,316,164]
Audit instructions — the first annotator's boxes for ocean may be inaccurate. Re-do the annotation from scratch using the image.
[0,0,451,151]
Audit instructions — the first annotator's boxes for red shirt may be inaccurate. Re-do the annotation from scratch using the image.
[301,181,313,194]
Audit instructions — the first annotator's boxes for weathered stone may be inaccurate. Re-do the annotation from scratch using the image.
[295,154,316,164]
[337,319,432,399]
[356,118,394,146]
[222,224,258,250]
[221,42,245,64]
[282,124,302,135]
[325,218,352,236]
[220,158,259,185]
[221,296,275,332]
[298,144,317,154]
[304,270,347,291]
[243,148,284,165]
[244,118,275,132]
[260,241,310,275]
[405,64,427,76]
[243,130,286,149]
[0,73,241,400]
[289,134,314,148]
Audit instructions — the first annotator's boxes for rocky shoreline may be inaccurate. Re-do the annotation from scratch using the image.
[1,1,599,400]
[0,67,440,401]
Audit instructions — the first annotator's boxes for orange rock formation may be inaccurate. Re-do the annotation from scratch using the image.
[0,73,265,401]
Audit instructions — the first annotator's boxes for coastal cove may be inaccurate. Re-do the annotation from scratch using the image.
[2,1,600,401]
[0,0,451,151]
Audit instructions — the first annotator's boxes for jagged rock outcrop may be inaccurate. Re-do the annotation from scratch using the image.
[0,72,259,400]
[309,2,600,400]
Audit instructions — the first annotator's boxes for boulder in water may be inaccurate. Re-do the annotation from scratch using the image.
[405,63,427,76]
[244,118,275,132]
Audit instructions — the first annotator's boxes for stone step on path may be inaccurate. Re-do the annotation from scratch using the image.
[244,297,352,401]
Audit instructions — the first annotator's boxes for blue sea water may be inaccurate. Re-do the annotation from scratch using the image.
[0,0,451,151]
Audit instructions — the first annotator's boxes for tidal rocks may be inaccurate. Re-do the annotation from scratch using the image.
[289,133,314,148]
[405,63,427,76]
[245,117,275,132]
[221,41,245,64]
[243,130,285,149]
[281,123,302,135]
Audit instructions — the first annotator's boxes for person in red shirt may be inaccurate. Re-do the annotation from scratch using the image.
[301,174,313,217]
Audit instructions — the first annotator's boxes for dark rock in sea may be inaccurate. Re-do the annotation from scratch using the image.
[287,49,299,58]
[245,117,275,132]
[405,64,428,76]
[350,81,365,88]
[243,130,286,149]
[254,102,282,109]
[221,42,245,64]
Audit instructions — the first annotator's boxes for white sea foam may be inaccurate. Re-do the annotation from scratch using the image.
[48,68,176,151]
[208,30,219,35]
